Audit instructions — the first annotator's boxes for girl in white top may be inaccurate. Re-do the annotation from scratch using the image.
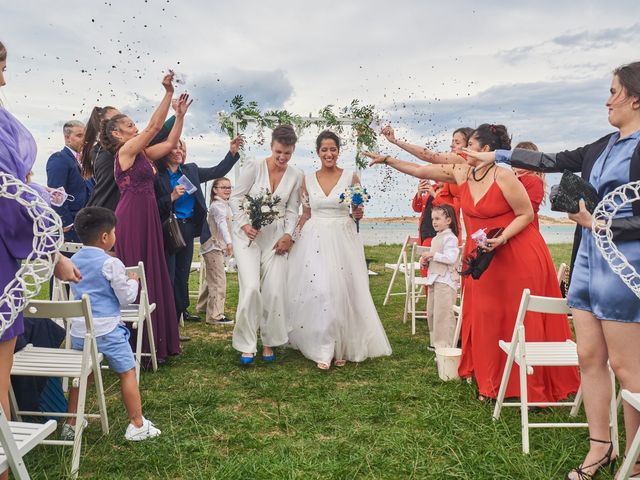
[229,125,302,365]
[287,131,391,370]
[200,177,234,325]
[420,204,460,349]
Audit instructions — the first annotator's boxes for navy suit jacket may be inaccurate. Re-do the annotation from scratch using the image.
[155,151,240,240]
[46,147,92,227]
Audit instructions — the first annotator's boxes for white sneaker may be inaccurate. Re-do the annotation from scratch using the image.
[124,417,161,441]
[60,419,89,441]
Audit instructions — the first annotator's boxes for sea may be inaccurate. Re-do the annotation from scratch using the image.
[358,222,575,246]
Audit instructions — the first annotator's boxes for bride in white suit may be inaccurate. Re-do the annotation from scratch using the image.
[229,125,302,365]
[287,130,392,369]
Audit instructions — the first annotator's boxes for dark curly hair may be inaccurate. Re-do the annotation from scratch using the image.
[99,114,127,155]
[471,124,511,151]
[315,130,341,152]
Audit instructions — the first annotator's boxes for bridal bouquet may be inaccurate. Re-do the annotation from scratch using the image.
[242,189,282,246]
[339,184,370,233]
[460,227,504,280]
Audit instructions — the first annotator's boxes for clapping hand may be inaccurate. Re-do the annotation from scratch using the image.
[162,72,175,93]
[381,125,397,144]
[230,135,244,155]
[173,93,193,118]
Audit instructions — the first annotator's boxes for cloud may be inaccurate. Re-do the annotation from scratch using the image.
[497,23,640,65]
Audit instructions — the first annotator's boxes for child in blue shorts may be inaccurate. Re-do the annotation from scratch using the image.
[62,207,160,441]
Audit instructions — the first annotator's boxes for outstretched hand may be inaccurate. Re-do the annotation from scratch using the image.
[162,72,175,93]
[230,135,244,155]
[173,93,193,118]
[362,151,387,167]
[381,125,397,144]
[461,148,496,168]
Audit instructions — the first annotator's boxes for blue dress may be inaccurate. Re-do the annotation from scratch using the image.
[567,130,640,322]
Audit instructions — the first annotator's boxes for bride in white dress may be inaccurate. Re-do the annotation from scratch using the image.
[287,131,392,370]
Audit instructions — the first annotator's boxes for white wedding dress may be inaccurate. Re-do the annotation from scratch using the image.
[287,169,392,364]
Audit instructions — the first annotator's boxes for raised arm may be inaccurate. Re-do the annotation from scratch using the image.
[118,73,175,170]
[381,125,465,165]
[364,151,461,184]
[144,93,192,161]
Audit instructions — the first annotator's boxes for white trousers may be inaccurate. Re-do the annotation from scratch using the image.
[231,222,289,354]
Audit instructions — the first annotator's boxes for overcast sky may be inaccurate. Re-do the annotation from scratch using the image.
[1,1,638,217]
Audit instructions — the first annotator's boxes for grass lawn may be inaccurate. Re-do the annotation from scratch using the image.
[23,242,614,479]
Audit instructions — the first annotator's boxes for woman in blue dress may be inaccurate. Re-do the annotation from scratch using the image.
[462,61,640,480]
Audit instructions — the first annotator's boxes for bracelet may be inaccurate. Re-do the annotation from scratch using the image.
[382,155,390,164]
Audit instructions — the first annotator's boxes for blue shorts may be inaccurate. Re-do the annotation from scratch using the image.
[71,324,136,374]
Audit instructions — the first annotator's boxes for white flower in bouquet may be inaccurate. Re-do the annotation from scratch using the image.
[260,205,271,213]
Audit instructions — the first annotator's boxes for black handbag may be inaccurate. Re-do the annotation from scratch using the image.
[162,211,186,253]
[460,228,504,280]
[550,170,599,214]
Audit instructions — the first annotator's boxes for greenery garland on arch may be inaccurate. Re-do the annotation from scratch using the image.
[218,95,380,169]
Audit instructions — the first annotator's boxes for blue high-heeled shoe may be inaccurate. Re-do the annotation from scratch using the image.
[240,354,254,365]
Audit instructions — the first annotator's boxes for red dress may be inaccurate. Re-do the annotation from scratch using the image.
[458,180,580,401]
[519,174,544,230]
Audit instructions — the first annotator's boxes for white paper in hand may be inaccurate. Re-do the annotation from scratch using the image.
[177,175,197,194]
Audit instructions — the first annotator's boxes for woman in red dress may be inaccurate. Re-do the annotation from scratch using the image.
[366,124,580,402]
[513,141,545,230]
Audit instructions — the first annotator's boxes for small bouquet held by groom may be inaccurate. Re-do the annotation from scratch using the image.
[242,189,282,246]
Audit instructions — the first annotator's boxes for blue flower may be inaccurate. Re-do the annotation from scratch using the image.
[352,193,363,205]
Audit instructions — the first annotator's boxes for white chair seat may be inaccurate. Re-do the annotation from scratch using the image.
[498,340,578,366]
[384,262,421,272]
[617,390,640,480]
[0,419,57,476]
[12,346,103,377]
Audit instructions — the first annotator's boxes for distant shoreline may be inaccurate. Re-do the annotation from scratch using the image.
[362,215,574,226]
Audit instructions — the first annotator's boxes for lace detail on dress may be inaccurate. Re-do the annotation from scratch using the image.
[114,153,156,195]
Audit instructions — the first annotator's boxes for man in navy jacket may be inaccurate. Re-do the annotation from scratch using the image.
[46,120,91,242]
[155,136,242,325]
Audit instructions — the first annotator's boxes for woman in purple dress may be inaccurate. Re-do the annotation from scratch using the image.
[1,40,81,479]
[98,73,191,362]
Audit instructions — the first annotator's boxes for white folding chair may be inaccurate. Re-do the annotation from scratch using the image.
[617,390,640,480]
[452,290,464,348]
[404,243,430,335]
[493,289,619,454]
[120,262,158,381]
[50,243,83,303]
[10,295,109,478]
[383,235,421,306]
[0,406,57,480]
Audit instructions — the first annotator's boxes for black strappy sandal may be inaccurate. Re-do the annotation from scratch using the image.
[566,438,616,480]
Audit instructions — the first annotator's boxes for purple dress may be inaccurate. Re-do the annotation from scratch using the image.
[114,153,181,361]
[0,108,38,342]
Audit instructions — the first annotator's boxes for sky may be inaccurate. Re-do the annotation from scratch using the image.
[1,0,638,217]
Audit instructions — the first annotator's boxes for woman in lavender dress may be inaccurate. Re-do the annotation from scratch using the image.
[1,40,80,478]
[98,74,191,363]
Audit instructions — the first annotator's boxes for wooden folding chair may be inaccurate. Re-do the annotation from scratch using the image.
[120,262,158,381]
[10,295,109,478]
[0,405,57,480]
[493,289,618,454]
[383,235,421,306]
[617,390,640,480]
